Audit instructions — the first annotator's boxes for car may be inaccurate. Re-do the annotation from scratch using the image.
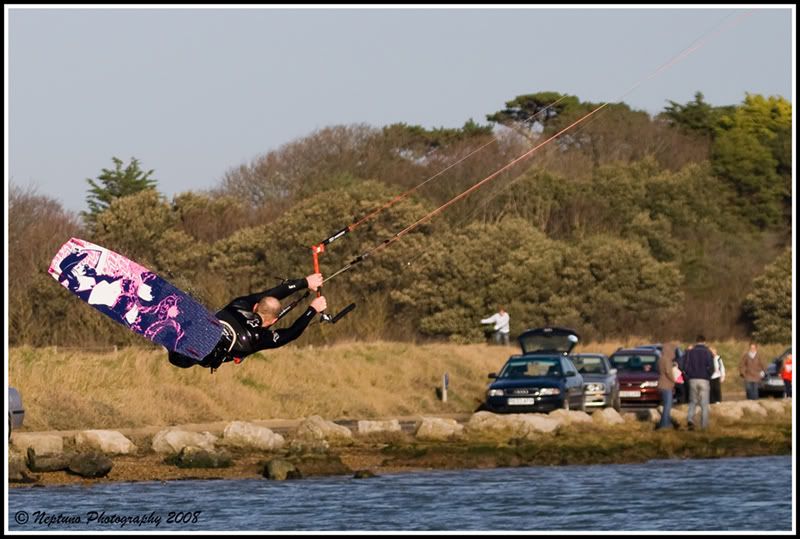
[759,347,791,399]
[635,343,663,353]
[8,386,25,439]
[569,353,620,411]
[608,348,661,408]
[483,327,585,413]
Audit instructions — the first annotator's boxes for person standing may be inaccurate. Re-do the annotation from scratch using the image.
[709,346,726,403]
[481,306,510,346]
[738,342,765,400]
[683,335,714,430]
[656,341,679,430]
[780,353,792,399]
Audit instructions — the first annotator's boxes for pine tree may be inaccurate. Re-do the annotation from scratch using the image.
[83,157,158,225]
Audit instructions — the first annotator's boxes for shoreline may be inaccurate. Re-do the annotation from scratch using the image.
[8,400,793,488]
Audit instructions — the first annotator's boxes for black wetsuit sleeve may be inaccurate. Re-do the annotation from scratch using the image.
[234,278,309,307]
[252,306,317,350]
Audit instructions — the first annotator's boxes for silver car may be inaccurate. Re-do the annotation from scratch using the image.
[570,353,621,411]
[8,387,25,438]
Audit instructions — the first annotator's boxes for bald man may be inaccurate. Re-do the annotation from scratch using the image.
[168,273,326,371]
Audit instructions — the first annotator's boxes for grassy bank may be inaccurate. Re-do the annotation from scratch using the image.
[8,340,788,431]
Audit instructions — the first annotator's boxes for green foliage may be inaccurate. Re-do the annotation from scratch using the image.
[660,91,729,138]
[382,120,493,155]
[8,91,792,346]
[743,248,792,343]
[172,192,253,244]
[711,128,781,227]
[90,189,175,269]
[712,94,791,228]
[84,157,158,226]
[486,92,580,138]
[393,219,684,341]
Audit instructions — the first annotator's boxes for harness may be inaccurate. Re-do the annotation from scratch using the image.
[203,320,242,372]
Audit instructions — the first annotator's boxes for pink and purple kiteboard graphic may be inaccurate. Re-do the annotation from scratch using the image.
[48,237,222,360]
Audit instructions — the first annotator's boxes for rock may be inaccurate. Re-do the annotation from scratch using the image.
[466,411,559,440]
[288,438,331,454]
[75,430,136,455]
[353,469,377,479]
[669,407,690,425]
[11,433,64,456]
[643,409,661,423]
[357,419,402,435]
[293,453,352,477]
[758,399,786,414]
[168,446,232,468]
[293,416,353,445]
[515,414,560,435]
[548,409,593,425]
[68,452,113,478]
[592,407,625,425]
[710,402,743,421]
[263,459,301,481]
[223,421,285,451]
[415,417,464,441]
[738,400,768,417]
[152,429,218,454]
[27,447,71,472]
[9,450,38,483]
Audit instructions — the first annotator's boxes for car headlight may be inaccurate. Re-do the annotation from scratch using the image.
[640,381,658,388]
[487,389,505,397]
[584,383,607,392]
[538,388,561,396]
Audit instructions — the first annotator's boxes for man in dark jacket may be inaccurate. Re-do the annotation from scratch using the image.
[682,335,714,430]
[167,273,325,371]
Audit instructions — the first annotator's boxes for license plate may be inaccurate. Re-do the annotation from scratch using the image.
[769,379,784,386]
[620,391,641,398]
[507,397,536,405]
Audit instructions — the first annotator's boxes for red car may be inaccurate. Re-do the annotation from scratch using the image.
[608,348,661,407]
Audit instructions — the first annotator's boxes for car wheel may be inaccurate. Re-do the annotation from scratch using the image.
[563,396,570,411]
[613,391,622,412]
[579,394,586,413]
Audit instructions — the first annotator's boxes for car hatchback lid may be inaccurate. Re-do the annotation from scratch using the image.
[518,327,580,355]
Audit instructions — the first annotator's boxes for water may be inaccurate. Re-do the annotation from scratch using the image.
[8,456,792,532]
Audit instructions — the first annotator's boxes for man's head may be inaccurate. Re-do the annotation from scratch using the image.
[696,334,706,343]
[254,296,282,327]
[749,342,758,353]
[498,306,506,314]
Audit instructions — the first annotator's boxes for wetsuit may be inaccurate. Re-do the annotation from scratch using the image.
[168,278,317,370]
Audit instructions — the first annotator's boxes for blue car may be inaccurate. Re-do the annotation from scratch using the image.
[483,327,585,413]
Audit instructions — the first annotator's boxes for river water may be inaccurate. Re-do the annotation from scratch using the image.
[7,455,792,532]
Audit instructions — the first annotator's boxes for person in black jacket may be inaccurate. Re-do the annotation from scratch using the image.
[167,273,325,371]
[682,335,714,430]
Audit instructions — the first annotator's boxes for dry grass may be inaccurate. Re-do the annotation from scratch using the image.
[9,340,787,431]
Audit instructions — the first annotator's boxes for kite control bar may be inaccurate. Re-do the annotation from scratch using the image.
[309,226,356,325]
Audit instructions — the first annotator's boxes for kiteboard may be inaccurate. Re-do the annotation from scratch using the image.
[48,237,222,360]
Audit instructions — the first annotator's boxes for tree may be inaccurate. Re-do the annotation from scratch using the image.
[84,157,158,225]
[659,91,731,138]
[90,189,174,269]
[743,248,792,343]
[486,92,580,141]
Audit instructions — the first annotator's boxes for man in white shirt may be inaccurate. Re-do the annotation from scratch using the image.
[481,307,510,346]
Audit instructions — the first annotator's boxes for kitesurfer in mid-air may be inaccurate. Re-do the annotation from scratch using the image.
[168,273,326,371]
